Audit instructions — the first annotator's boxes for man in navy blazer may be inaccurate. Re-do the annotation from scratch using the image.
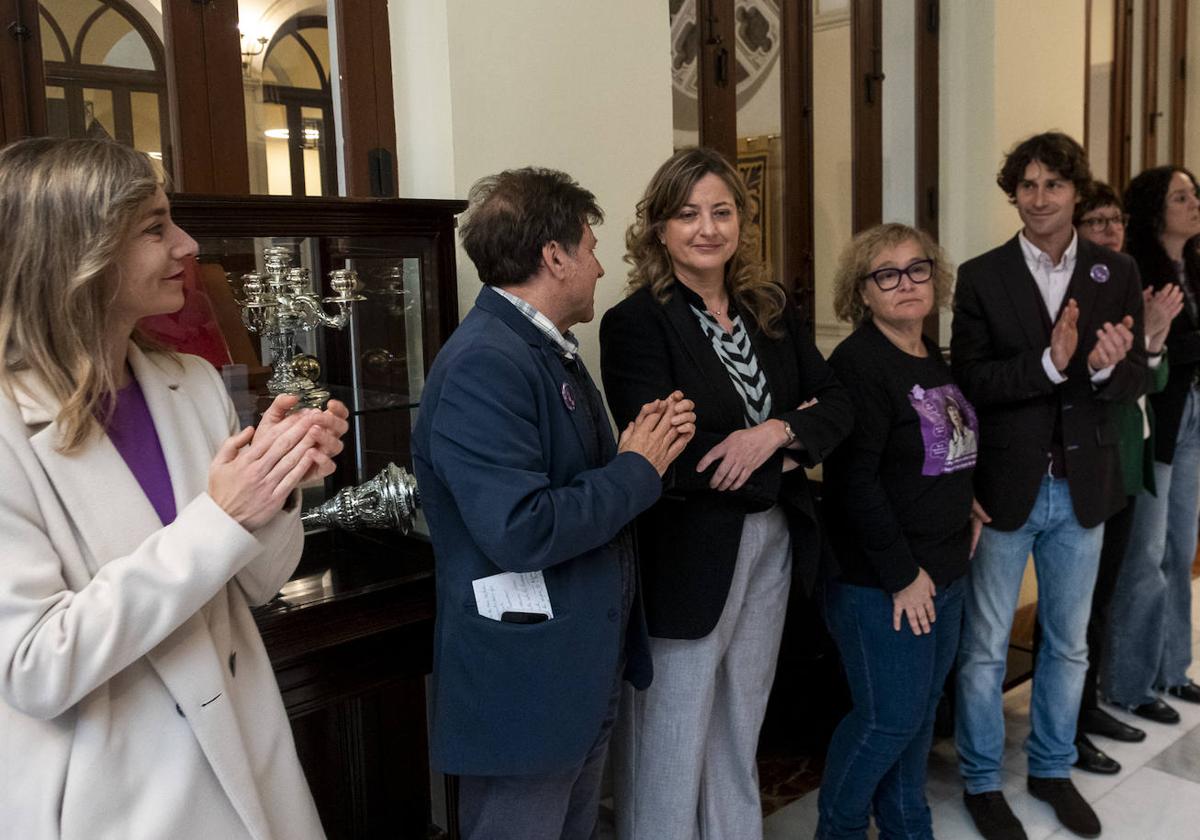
[951,133,1145,840]
[412,167,695,840]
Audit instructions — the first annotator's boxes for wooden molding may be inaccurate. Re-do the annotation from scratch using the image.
[1170,0,1187,164]
[162,0,249,193]
[334,0,399,197]
[697,0,737,162]
[781,0,815,329]
[1143,0,1160,170]
[850,0,882,232]
[916,0,940,343]
[0,0,45,145]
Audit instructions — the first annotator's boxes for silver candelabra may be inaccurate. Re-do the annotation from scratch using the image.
[233,246,364,406]
[301,463,421,534]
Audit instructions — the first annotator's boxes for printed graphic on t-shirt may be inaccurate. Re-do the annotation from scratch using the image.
[908,383,978,476]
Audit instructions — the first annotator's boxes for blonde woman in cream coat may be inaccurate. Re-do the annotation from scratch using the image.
[0,137,347,839]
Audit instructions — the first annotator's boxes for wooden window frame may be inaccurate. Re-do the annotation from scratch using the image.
[851,0,883,232]
[1169,0,1187,165]
[915,0,940,342]
[1142,0,1161,170]
[1110,0,1134,191]
[4,1,398,199]
[260,15,338,198]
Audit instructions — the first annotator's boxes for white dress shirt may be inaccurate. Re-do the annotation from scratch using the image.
[1019,230,1113,384]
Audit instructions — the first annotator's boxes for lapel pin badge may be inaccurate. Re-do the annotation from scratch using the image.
[1090,263,1110,284]
[561,382,576,411]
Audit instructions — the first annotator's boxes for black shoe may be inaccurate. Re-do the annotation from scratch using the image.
[1073,734,1120,775]
[1132,698,1181,724]
[1167,680,1200,704]
[1079,707,1146,742]
[1027,776,1101,838]
[963,791,1028,840]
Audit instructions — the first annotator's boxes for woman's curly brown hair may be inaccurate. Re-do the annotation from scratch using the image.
[831,223,954,325]
[624,147,786,337]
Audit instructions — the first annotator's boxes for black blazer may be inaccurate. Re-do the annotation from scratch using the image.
[950,235,1146,531]
[599,285,852,640]
[1129,239,1200,464]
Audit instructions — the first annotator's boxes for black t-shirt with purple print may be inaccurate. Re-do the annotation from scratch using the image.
[824,319,977,593]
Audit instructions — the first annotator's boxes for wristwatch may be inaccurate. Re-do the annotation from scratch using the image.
[780,419,796,447]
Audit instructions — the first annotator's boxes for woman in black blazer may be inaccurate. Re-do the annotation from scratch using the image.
[600,147,852,840]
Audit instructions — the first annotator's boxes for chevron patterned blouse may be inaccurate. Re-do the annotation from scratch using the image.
[689,304,773,427]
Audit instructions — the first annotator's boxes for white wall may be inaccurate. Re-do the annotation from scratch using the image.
[811,18,853,355]
[881,0,916,228]
[941,0,1086,274]
[389,0,673,383]
[389,0,455,199]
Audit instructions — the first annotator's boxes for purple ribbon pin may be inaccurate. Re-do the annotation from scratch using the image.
[561,382,576,411]
[1090,263,1110,283]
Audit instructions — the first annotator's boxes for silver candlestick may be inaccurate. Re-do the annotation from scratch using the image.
[301,463,421,534]
[233,246,365,407]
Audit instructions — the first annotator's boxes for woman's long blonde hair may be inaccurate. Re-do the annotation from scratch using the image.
[625,147,786,336]
[0,137,162,452]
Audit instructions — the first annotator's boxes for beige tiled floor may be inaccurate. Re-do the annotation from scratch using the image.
[763,577,1200,840]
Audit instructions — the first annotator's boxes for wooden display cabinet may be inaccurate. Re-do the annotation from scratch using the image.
[164,194,465,839]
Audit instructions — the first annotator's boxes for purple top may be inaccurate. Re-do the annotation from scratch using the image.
[105,376,177,526]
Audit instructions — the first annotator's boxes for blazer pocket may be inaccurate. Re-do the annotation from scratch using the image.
[462,602,567,628]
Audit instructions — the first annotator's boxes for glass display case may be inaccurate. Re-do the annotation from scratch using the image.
[164,193,465,839]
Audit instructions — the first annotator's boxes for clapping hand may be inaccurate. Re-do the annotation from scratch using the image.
[618,391,696,476]
[256,395,349,483]
[1086,315,1135,372]
[1144,285,1184,353]
[208,396,338,531]
[1049,299,1080,373]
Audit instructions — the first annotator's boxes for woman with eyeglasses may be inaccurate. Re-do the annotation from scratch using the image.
[1103,166,1200,725]
[817,223,985,840]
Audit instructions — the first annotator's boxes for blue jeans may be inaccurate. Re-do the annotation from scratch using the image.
[1104,389,1200,706]
[816,577,964,840]
[956,477,1103,793]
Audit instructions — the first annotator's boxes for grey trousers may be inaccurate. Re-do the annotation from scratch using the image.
[612,506,792,840]
[458,670,622,840]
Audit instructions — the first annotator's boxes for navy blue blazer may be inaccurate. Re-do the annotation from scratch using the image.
[412,286,662,777]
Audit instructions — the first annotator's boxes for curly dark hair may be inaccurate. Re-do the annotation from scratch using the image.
[1073,180,1123,226]
[996,132,1091,203]
[459,167,603,286]
[1123,165,1200,290]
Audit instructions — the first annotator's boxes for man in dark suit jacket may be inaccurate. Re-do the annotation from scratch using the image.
[412,167,694,840]
[950,133,1146,840]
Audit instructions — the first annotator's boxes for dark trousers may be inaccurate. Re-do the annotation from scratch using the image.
[458,674,622,840]
[1081,495,1137,715]
[1032,495,1136,733]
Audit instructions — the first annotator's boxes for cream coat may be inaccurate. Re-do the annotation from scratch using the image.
[0,345,325,840]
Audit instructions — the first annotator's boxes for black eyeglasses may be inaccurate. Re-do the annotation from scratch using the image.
[862,258,934,291]
[1079,213,1129,232]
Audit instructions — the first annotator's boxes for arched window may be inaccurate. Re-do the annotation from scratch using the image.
[39,0,169,175]
[253,14,336,197]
